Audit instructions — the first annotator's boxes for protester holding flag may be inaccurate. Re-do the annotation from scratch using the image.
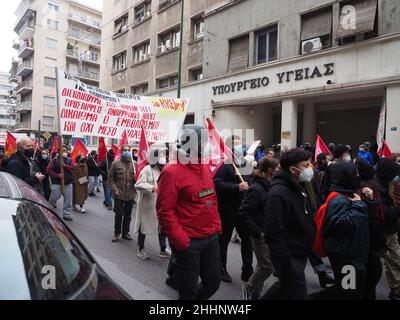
[6,136,45,190]
[108,144,137,242]
[47,145,75,221]
[100,149,115,211]
[312,153,329,206]
[135,142,170,260]
[156,125,222,300]
[72,155,89,214]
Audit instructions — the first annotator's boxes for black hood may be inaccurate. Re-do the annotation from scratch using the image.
[251,176,271,191]
[271,169,302,193]
[329,162,357,194]
[376,158,400,184]
[355,158,375,181]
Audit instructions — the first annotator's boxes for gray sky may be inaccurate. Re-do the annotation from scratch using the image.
[0,0,103,73]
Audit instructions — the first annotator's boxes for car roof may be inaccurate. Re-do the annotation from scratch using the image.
[0,172,54,211]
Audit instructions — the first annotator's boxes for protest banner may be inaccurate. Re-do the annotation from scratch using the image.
[56,69,190,143]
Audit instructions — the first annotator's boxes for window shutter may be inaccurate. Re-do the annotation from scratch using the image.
[301,8,332,41]
[228,35,249,72]
[114,20,123,34]
[336,0,377,39]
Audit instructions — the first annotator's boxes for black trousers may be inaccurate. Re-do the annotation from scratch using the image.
[113,199,134,235]
[173,233,221,300]
[219,212,236,270]
[363,253,382,300]
[138,230,167,251]
[312,254,366,300]
[262,256,308,300]
[236,222,254,280]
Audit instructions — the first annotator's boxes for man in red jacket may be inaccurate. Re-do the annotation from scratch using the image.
[156,125,222,300]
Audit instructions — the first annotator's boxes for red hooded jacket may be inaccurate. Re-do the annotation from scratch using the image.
[156,161,222,251]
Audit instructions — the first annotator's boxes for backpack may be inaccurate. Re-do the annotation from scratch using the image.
[313,191,341,257]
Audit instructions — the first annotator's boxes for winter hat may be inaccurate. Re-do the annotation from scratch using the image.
[333,144,350,159]
[376,158,400,184]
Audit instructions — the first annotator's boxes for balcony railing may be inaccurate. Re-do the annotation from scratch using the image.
[66,49,100,63]
[70,71,99,81]
[67,31,101,46]
[14,121,31,130]
[17,60,34,74]
[16,79,33,92]
[16,100,32,111]
[69,13,101,29]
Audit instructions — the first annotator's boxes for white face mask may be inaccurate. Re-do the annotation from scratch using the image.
[158,157,167,166]
[343,155,352,162]
[298,167,314,182]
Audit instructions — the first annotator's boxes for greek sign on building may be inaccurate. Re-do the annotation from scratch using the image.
[56,69,189,142]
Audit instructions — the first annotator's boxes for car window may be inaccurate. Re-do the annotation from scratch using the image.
[12,176,54,211]
[12,201,96,299]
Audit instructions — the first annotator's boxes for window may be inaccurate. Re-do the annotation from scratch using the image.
[44,77,56,87]
[45,57,57,67]
[134,1,151,23]
[157,75,178,89]
[133,41,151,63]
[255,25,278,64]
[43,96,55,106]
[228,35,249,71]
[131,83,149,95]
[46,38,57,49]
[158,29,180,53]
[70,27,80,39]
[337,0,378,43]
[47,19,58,31]
[190,68,203,81]
[48,2,59,12]
[114,14,128,36]
[193,18,204,40]
[42,116,54,126]
[113,51,127,72]
[300,7,332,54]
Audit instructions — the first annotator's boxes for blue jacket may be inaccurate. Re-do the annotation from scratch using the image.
[357,150,373,166]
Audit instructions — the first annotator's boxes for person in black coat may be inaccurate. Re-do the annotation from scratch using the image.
[238,156,279,300]
[214,135,250,283]
[375,158,400,301]
[263,148,317,300]
[315,162,372,300]
[6,137,45,190]
[35,148,51,201]
[87,150,100,197]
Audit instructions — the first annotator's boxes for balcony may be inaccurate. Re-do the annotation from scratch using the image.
[17,21,35,39]
[14,0,36,34]
[18,40,34,59]
[16,79,33,96]
[68,13,101,31]
[0,118,17,126]
[67,31,101,48]
[75,71,100,82]
[14,121,31,131]
[66,49,100,64]
[15,100,32,113]
[16,60,34,77]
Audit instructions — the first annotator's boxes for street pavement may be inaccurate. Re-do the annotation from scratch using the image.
[55,188,390,300]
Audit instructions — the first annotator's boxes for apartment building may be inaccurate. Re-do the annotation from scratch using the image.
[0,71,17,132]
[11,0,102,134]
[105,0,398,152]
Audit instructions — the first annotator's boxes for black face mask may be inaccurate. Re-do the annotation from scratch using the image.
[24,148,35,158]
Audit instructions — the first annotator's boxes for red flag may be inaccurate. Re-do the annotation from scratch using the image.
[5,131,16,158]
[314,135,332,162]
[135,126,149,180]
[97,137,107,164]
[111,144,120,160]
[70,139,88,164]
[206,118,233,174]
[50,137,59,156]
[378,140,393,159]
[33,137,38,151]
[116,130,129,160]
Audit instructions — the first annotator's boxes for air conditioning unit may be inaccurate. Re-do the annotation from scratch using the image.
[301,37,322,54]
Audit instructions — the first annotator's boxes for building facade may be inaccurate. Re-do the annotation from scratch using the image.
[0,71,17,133]
[11,0,102,135]
[104,0,400,152]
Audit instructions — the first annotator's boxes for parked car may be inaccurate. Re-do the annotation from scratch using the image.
[0,172,131,300]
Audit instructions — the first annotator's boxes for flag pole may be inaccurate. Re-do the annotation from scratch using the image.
[142,126,157,188]
[55,67,65,194]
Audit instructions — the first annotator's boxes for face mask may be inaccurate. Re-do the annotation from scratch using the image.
[343,155,352,162]
[62,152,68,158]
[234,144,243,156]
[122,151,131,159]
[393,176,400,183]
[158,157,167,165]
[296,167,314,182]
[42,154,48,160]
[24,148,35,158]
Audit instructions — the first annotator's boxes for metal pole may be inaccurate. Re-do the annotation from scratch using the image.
[55,67,65,194]
[177,0,184,98]
[37,120,41,151]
